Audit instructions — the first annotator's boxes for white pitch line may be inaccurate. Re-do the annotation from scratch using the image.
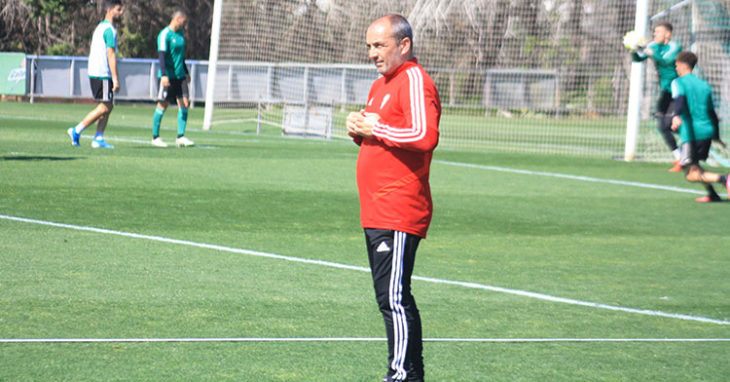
[2,214,729,326]
[0,215,371,273]
[424,338,730,343]
[434,160,706,195]
[0,337,384,344]
[412,275,730,325]
[1,337,728,344]
[84,136,221,149]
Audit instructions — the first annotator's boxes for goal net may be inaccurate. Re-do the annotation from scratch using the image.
[204,0,729,163]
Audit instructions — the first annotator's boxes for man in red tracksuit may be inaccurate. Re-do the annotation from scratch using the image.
[346,14,440,382]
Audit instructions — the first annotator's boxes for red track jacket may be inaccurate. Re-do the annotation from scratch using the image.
[354,59,441,238]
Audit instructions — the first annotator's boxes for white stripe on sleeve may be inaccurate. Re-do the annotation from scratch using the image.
[373,67,428,143]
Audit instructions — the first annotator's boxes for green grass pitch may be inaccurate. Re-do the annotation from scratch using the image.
[1,102,729,381]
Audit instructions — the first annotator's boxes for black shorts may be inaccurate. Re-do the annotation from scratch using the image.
[89,78,113,103]
[157,77,189,103]
[680,139,712,167]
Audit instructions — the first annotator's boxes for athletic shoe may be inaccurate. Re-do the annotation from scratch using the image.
[151,137,168,147]
[67,127,80,146]
[175,136,194,147]
[382,376,421,382]
[91,138,114,149]
[668,160,682,172]
[695,195,722,203]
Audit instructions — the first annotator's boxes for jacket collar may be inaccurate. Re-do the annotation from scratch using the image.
[384,58,419,80]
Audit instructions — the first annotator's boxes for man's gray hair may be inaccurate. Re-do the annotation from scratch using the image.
[386,14,413,45]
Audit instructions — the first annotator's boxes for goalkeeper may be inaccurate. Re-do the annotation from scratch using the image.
[150,9,194,148]
[670,51,729,202]
[631,22,682,171]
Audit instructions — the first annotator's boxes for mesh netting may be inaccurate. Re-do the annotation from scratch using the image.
[206,0,729,162]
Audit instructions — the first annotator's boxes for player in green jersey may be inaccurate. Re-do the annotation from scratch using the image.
[151,9,194,148]
[670,51,729,202]
[632,22,683,171]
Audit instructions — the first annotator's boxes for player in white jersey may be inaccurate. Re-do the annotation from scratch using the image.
[67,0,123,149]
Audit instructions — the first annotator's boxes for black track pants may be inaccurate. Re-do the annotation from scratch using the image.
[365,228,424,381]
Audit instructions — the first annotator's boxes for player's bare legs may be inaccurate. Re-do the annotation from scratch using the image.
[93,103,113,135]
[685,165,721,183]
[68,102,114,148]
[89,102,115,148]
[80,102,113,129]
[684,165,730,202]
[177,96,189,110]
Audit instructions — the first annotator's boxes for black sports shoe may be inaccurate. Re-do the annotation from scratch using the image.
[383,375,423,382]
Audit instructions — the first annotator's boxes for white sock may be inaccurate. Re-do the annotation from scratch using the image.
[74,123,86,134]
[672,149,681,160]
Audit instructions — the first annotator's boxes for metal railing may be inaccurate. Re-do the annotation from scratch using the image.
[26,55,206,104]
[25,55,560,111]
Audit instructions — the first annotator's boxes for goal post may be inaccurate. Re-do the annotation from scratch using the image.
[625,0,650,161]
[202,0,223,131]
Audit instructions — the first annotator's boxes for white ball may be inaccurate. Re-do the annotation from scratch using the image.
[315,0,331,13]
[623,30,646,51]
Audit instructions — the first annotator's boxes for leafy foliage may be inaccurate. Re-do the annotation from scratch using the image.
[0,0,213,59]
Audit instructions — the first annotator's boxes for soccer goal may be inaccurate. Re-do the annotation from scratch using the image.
[203,0,729,163]
[625,0,730,165]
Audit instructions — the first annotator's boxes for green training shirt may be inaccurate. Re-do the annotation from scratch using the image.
[632,40,681,91]
[157,26,187,79]
[671,73,717,143]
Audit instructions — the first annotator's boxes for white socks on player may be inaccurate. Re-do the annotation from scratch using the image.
[672,148,681,160]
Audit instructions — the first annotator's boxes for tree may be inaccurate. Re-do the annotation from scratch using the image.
[0,0,213,59]
[0,0,96,55]
[0,0,34,52]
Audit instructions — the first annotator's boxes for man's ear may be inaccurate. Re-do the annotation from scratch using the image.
[399,37,412,56]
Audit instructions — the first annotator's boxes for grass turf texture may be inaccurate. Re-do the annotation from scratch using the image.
[214,104,631,156]
[1,102,729,381]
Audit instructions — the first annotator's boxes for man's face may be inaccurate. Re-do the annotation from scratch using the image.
[173,15,188,30]
[675,61,690,75]
[108,5,123,22]
[366,21,408,76]
[653,26,670,44]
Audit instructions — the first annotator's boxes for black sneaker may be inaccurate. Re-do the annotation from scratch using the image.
[383,375,423,382]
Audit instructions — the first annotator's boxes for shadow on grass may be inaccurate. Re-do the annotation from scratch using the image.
[2,155,83,161]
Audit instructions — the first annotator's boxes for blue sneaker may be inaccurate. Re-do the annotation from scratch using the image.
[91,137,114,149]
[67,127,80,146]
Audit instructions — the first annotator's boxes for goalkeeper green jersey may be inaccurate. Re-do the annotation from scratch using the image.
[632,40,681,91]
[157,26,187,79]
[671,73,717,143]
